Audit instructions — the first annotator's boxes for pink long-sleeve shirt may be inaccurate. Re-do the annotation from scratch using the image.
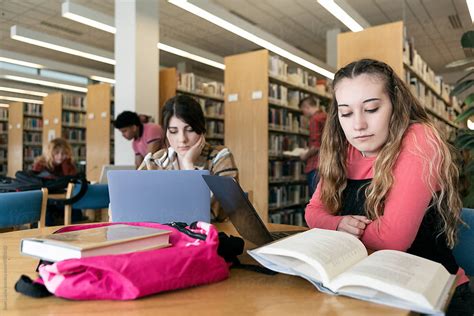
[305,123,468,285]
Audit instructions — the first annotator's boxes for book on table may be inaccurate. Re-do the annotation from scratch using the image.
[248,228,457,315]
[21,224,171,262]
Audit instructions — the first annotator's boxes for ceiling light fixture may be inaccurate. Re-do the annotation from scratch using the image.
[0,87,48,97]
[0,56,43,69]
[90,75,116,84]
[317,0,364,32]
[3,75,87,93]
[0,103,9,108]
[62,0,225,69]
[157,43,225,70]
[62,1,116,33]
[467,0,474,23]
[0,96,43,104]
[11,25,115,65]
[168,0,334,79]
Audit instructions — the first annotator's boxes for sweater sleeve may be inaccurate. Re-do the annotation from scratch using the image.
[304,181,344,230]
[361,125,440,251]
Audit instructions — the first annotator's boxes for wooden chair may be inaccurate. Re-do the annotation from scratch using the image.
[64,183,109,225]
[0,188,48,229]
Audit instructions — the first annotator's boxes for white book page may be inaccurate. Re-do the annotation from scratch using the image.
[249,229,367,284]
[329,250,451,310]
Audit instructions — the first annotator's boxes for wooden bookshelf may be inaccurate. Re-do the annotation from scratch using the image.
[224,49,331,225]
[43,93,86,169]
[338,21,458,138]
[0,107,8,176]
[7,102,42,176]
[86,83,114,182]
[159,67,225,145]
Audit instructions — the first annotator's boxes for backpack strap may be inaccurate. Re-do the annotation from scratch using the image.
[14,275,52,298]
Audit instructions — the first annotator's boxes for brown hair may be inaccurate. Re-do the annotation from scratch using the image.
[318,59,462,247]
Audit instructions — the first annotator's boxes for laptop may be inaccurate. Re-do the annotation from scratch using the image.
[202,175,306,246]
[99,165,136,184]
[108,170,211,224]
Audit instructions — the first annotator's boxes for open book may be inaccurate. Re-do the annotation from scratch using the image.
[282,147,308,157]
[248,229,456,315]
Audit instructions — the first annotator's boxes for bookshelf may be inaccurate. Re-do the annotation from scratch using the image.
[7,102,42,176]
[224,49,332,225]
[0,107,8,176]
[86,83,114,182]
[43,93,86,169]
[337,21,458,139]
[159,68,225,145]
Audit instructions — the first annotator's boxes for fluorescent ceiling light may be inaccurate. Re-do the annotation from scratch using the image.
[168,0,334,79]
[317,0,364,32]
[4,75,87,93]
[90,75,115,84]
[468,0,474,23]
[158,43,225,70]
[0,96,43,104]
[0,87,48,97]
[0,103,9,108]
[62,1,116,33]
[62,1,225,69]
[11,25,115,65]
[0,56,43,69]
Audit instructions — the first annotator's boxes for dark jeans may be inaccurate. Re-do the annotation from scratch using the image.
[306,169,320,198]
[446,282,474,316]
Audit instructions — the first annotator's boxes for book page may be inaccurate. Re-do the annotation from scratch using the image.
[329,250,451,310]
[249,229,367,284]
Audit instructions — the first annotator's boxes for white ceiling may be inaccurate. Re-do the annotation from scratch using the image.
[0,0,472,87]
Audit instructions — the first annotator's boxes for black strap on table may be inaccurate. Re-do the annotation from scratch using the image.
[14,275,52,298]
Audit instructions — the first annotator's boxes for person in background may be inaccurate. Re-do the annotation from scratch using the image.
[32,138,77,177]
[299,96,327,196]
[32,138,80,225]
[114,111,164,168]
[139,95,238,221]
[305,59,473,315]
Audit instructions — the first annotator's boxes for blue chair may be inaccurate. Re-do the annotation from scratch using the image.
[0,188,48,229]
[64,183,110,225]
[453,208,474,276]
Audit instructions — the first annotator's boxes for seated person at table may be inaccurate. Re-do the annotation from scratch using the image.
[32,138,77,177]
[32,138,81,225]
[304,59,473,315]
[139,95,238,221]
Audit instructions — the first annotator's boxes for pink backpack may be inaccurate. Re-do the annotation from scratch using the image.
[19,222,229,300]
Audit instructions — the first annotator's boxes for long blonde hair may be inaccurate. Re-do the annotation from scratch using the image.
[37,138,74,171]
[319,59,462,247]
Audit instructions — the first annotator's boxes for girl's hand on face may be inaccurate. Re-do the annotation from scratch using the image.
[181,135,206,170]
[337,215,372,238]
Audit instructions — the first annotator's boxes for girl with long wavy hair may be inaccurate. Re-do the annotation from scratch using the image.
[32,137,77,177]
[305,59,472,315]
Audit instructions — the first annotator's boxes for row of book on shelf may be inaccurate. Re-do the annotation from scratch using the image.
[24,118,43,129]
[0,108,8,120]
[24,132,42,144]
[182,95,224,118]
[269,160,305,181]
[269,184,309,210]
[269,207,305,226]
[62,112,86,126]
[23,103,42,116]
[62,95,86,111]
[268,54,331,96]
[269,108,309,134]
[269,83,318,109]
[178,72,224,97]
[269,134,308,157]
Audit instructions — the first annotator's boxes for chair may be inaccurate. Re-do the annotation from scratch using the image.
[0,188,48,229]
[64,183,110,225]
[453,208,474,276]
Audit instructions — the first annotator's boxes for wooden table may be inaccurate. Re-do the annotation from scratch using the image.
[0,222,413,315]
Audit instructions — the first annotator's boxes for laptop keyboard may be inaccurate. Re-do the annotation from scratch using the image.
[270,230,303,240]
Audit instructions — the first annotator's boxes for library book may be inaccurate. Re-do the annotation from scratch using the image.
[21,224,171,262]
[248,228,456,315]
